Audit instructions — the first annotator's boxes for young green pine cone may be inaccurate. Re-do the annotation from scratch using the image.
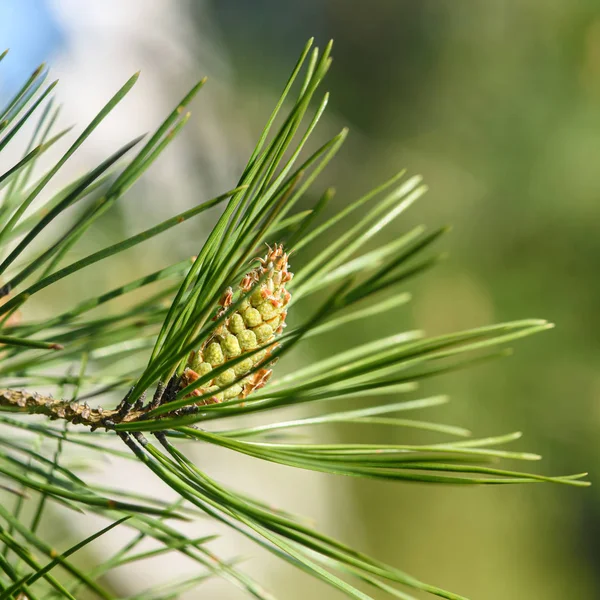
[182,243,292,405]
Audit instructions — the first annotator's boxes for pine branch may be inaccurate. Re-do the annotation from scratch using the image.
[0,37,589,600]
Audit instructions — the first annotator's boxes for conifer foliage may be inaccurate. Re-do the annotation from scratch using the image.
[0,40,588,600]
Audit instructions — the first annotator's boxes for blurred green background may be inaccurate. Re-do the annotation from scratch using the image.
[1,1,599,598]
[208,3,600,597]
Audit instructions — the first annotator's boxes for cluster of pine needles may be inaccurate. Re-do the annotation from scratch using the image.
[0,39,589,600]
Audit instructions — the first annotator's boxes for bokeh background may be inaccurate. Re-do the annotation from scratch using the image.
[0,1,599,598]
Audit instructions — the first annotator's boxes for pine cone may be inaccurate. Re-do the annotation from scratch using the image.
[181,244,292,404]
